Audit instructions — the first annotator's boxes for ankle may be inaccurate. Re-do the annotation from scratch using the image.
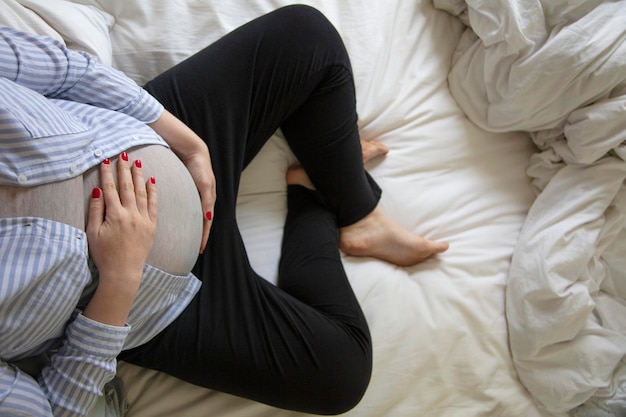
[339,229,369,255]
[286,165,315,189]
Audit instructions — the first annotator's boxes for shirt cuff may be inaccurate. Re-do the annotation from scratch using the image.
[66,312,131,358]
[120,88,164,124]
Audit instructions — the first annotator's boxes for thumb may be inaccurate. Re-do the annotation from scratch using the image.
[86,187,105,236]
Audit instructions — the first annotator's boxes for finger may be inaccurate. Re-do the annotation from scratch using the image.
[86,187,105,238]
[99,158,121,210]
[146,176,158,223]
[199,181,216,254]
[117,151,136,206]
[131,159,148,214]
[200,204,214,254]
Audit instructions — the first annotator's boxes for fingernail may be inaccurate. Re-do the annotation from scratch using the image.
[205,211,212,221]
[150,176,156,184]
[135,159,142,168]
[92,188,101,198]
[103,158,111,165]
[121,152,129,162]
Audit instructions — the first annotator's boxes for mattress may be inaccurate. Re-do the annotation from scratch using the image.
[2,0,603,416]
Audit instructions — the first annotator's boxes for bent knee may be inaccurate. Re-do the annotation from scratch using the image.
[304,352,372,414]
[270,5,349,62]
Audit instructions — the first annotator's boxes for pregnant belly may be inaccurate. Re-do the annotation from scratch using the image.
[0,145,203,276]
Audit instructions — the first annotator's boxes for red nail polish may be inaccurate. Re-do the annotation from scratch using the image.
[150,176,156,184]
[121,152,129,161]
[205,211,212,221]
[92,188,101,198]
[103,158,111,165]
[135,159,142,168]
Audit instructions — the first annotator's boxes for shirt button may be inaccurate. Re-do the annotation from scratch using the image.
[17,174,27,184]
[69,163,78,173]
[94,149,103,157]
[132,135,139,141]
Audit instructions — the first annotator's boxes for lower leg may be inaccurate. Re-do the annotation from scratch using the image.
[273,13,448,265]
[274,185,371,413]
[287,141,449,266]
[285,139,389,189]
[120,209,370,415]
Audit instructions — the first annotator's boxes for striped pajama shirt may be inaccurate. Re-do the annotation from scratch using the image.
[0,26,200,416]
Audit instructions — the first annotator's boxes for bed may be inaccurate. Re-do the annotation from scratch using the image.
[2,0,624,416]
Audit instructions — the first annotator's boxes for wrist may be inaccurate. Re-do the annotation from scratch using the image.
[149,109,208,159]
[83,272,142,326]
[98,269,143,290]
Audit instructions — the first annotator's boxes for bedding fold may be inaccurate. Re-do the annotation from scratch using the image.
[435,0,626,413]
[0,0,585,416]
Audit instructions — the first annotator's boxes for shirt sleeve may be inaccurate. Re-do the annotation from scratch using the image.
[39,312,131,417]
[0,360,54,416]
[0,25,162,123]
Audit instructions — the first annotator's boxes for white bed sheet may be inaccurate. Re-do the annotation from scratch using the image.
[0,0,560,416]
[434,0,626,413]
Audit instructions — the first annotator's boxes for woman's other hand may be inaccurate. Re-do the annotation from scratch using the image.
[84,153,158,326]
[177,144,215,254]
[149,109,215,254]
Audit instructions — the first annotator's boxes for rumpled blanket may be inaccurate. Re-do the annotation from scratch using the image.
[433,0,626,414]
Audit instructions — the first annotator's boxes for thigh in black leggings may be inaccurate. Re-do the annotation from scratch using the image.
[118,6,379,414]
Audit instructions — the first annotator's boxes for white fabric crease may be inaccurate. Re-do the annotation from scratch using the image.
[435,0,626,413]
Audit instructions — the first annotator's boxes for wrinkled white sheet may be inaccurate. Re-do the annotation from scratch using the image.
[434,0,626,413]
[0,0,576,416]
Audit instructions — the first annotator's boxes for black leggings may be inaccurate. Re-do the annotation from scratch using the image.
[119,6,380,415]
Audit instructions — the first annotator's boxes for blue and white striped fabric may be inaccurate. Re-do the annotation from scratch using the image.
[0,25,164,187]
[0,26,201,416]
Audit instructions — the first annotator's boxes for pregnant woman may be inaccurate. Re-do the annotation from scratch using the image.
[0,5,447,416]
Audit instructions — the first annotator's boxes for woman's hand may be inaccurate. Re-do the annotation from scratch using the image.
[149,109,215,253]
[84,153,158,326]
[178,146,215,254]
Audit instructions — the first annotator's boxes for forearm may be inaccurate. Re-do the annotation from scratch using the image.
[1,360,54,416]
[148,109,208,160]
[83,273,141,327]
[148,108,215,253]
[35,142,155,416]
[40,312,130,417]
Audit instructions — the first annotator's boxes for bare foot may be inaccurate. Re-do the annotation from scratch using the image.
[287,165,315,189]
[339,206,449,266]
[360,139,389,162]
[286,139,447,266]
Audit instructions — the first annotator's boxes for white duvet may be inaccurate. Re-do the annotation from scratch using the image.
[4,0,616,416]
[434,0,626,413]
